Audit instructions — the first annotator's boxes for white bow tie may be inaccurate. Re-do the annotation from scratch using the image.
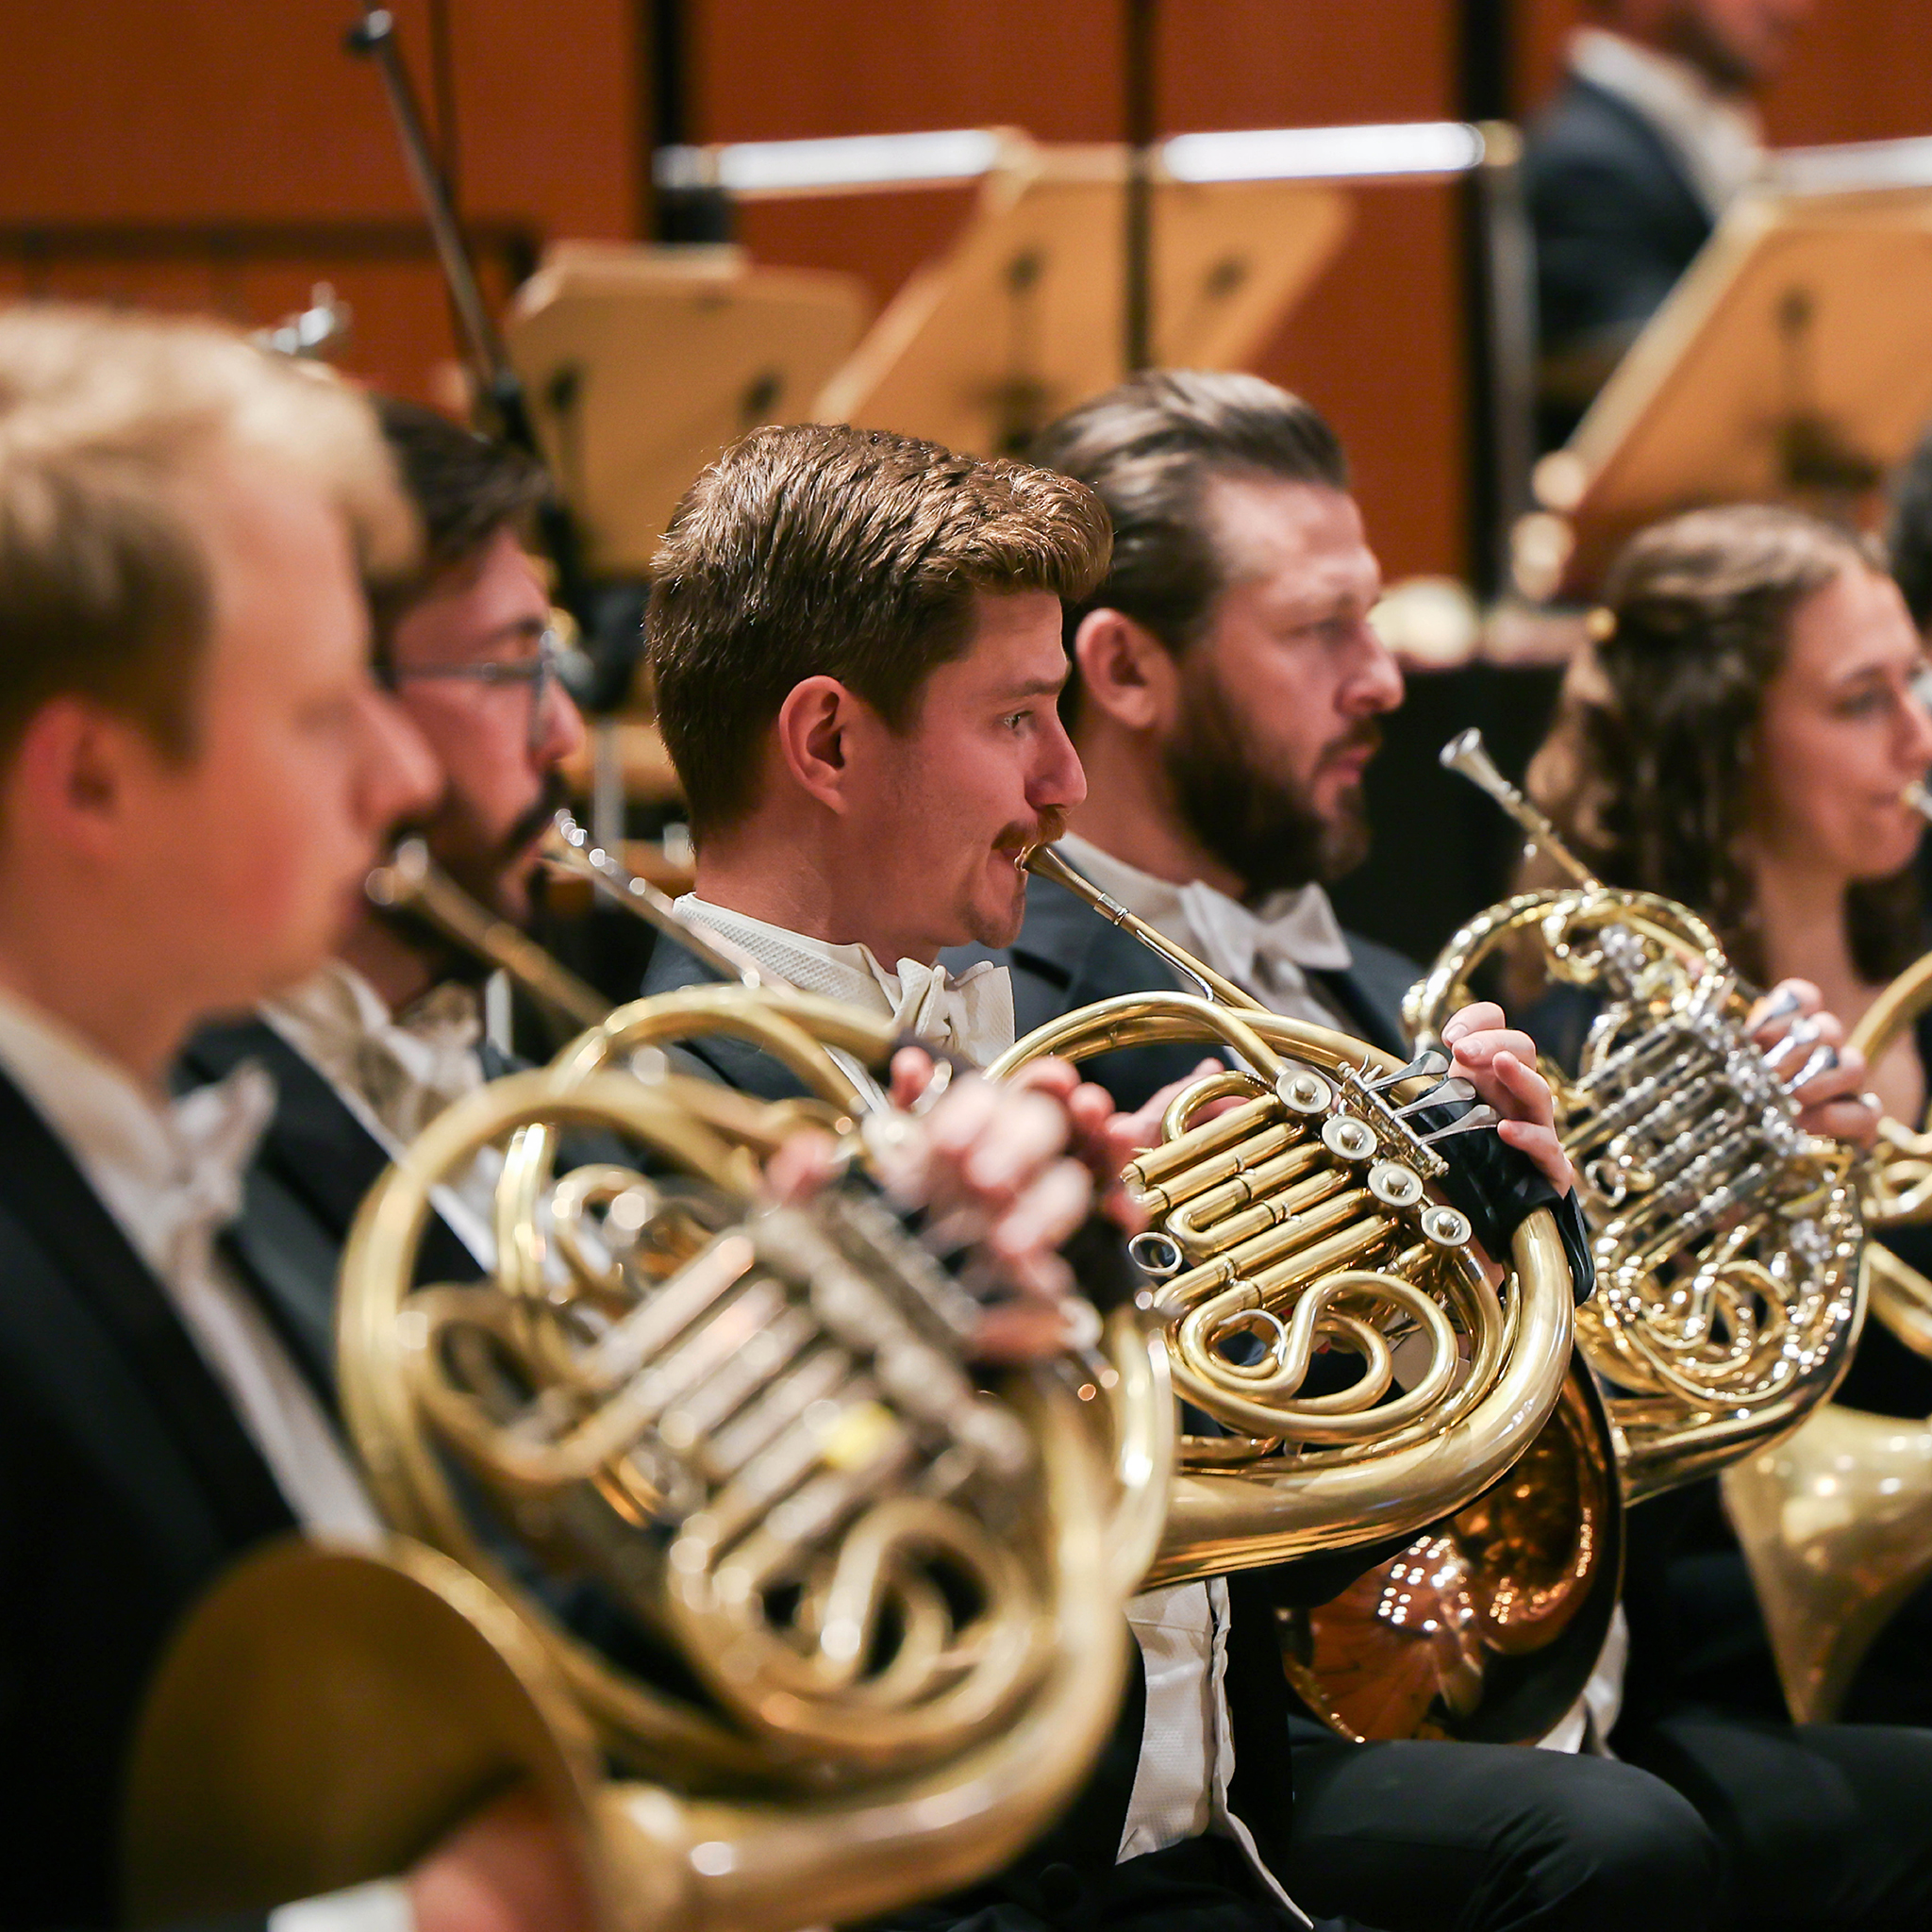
[1176,881,1351,998]
[878,957,1016,1069]
[156,1060,276,1278]
[352,982,486,1144]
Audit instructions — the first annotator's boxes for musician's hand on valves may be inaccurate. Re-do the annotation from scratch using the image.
[408,1785,593,1932]
[1747,978,1881,1149]
[1440,1002,1574,1195]
[766,1046,1101,1364]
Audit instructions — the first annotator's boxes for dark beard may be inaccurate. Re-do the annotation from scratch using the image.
[373,772,572,985]
[1162,662,1374,900]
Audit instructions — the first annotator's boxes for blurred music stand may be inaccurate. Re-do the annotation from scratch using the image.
[814,141,1349,454]
[1531,162,1932,589]
[505,242,870,573]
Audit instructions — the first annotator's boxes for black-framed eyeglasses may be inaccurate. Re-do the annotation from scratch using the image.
[392,622,567,753]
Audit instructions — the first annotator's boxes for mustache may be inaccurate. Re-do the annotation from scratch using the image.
[500,772,574,867]
[1318,719,1383,772]
[1006,806,1071,861]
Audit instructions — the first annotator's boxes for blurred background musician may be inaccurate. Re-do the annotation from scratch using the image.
[1519,503,1932,1924]
[991,365,1754,1932]
[639,420,1587,1932]
[175,398,581,1292]
[1525,0,1816,445]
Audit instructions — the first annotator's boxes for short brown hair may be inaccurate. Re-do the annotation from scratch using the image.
[369,397,550,667]
[1028,371,1346,724]
[646,423,1111,834]
[0,303,416,763]
[1527,503,1914,984]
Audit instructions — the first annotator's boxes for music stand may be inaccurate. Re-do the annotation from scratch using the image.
[1532,170,1932,584]
[504,242,870,573]
[814,140,1349,454]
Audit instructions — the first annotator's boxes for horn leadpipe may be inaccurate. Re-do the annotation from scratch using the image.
[545,811,778,993]
[1023,844,1261,1011]
[1439,728,1601,891]
[367,838,610,1032]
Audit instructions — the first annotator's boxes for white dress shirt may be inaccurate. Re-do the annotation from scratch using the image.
[676,895,1017,1068]
[672,893,1305,1918]
[1570,25,1765,218]
[1056,833,1355,1031]
[1052,838,1629,1757]
[263,960,499,1271]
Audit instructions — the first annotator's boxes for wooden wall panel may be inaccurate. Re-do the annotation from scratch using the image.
[693,0,1468,580]
[0,0,639,402]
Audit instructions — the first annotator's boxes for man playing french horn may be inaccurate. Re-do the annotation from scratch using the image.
[1002,367,1932,1932]
[0,308,1145,1932]
[635,419,1586,1932]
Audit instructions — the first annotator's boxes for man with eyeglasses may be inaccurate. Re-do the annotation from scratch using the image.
[175,399,585,1280]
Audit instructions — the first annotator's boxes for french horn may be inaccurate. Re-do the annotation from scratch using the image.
[125,848,1174,1930]
[1286,729,1863,1741]
[1410,729,1866,1497]
[542,818,1574,1596]
[1723,778,1932,1722]
[991,847,1581,1609]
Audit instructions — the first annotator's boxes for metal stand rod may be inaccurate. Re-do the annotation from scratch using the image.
[1122,0,1157,373]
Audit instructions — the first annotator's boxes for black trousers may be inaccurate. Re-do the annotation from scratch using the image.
[1282,1728,1716,1932]
[1286,1716,1932,1932]
[1614,1712,1932,1932]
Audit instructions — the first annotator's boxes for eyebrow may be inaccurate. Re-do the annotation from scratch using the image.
[996,672,1070,701]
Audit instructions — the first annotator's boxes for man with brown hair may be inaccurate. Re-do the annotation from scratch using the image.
[1002,365,1932,1932]
[646,421,1108,1035]
[640,420,1582,1932]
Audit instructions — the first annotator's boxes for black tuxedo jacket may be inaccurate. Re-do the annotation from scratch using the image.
[175,1019,490,1388]
[0,1062,302,1930]
[1524,75,1714,442]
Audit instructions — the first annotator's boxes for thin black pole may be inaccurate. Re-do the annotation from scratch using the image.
[1122,0,1157,372]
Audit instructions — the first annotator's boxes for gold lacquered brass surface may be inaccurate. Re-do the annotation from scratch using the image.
[991,900,1578,1589]
[130,1027,1168,1930]
[1718,926,1932,1724]
[1724,1398,1932,1724]
[1416,734,1867,1506]
[1286,1358,1623,1743]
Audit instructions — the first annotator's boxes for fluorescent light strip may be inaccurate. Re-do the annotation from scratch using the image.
[656,128,1002,195]
[1772,135,1932,195]
[1162,121,1486,183]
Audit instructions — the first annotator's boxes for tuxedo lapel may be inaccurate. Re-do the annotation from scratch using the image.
[178,1020,483,1411]
[0,1066,294,1547]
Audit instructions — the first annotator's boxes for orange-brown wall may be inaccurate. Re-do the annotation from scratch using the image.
[697,0,1467,581]
[4,2,1931,584]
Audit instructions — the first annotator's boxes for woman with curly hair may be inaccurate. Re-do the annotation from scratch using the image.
[1528,501,1932,1122]
[1524,499,1932,1732]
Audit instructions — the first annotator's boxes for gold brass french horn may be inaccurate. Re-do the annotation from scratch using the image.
[1410,730,1867,1498]
[1289,729,1865,1743]
[1723,780,1932,1723]
[551,819,1578,1598]
[125,844,1174,1931]
[991,847,1581,1605]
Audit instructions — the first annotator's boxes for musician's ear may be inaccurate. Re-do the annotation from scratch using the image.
[1073,608,1176,734]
